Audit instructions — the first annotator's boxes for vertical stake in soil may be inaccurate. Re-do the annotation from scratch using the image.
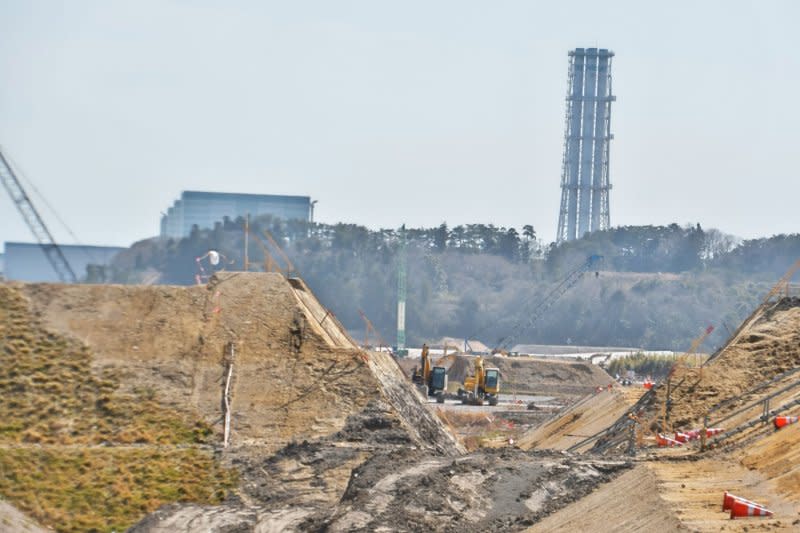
[223,341,235,448]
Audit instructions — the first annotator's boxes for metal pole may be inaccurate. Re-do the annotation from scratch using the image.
[244,214,249,271]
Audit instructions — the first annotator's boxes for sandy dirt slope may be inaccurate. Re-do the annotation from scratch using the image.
[739,419,800,502]
[527,465,681,532]
[19,273,458,455]
[20,273,369,452]
[587,296,800,454]
[0,500,49,533]
[637,424,800,532]
[647,458,796,531]
[517,389,632,451]
[535,403,800,531]
[319,449,630,532]
[3,273,462,530]
[655,297,800,430]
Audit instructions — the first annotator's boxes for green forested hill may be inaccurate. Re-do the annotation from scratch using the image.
[105,217,799,352]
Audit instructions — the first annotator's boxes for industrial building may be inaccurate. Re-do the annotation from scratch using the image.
[556,48,615,243]
[160,191,313,239]
[2,242,125,282]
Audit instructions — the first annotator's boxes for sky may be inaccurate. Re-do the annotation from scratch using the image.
[1,0,799,248]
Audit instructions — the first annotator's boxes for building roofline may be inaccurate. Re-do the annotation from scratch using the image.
[4,242,126,251]
[180,190,311,202]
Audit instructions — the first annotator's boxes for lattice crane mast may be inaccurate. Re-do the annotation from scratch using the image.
[0,147,77,283]
[493,254,603,352]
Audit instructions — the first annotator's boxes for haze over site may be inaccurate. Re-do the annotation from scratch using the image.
[1,1,798,248]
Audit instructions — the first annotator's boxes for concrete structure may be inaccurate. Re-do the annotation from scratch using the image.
[2,242,124,282]
[160,191,312,239]
[556,48,615,243]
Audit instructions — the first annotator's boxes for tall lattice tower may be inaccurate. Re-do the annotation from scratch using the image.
[556,48,615,243]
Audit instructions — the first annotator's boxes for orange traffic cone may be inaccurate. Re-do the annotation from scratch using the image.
[730,499,773,519]
[722,492,766,512]
[774,416,799,429]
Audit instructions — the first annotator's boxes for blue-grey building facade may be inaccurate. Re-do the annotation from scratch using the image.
[160,191,312,239]
[557,48,615,242]
[2,242,125,282]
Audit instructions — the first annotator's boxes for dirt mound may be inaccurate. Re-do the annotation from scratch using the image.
[537,421,800,533]
[665,297,800,428]
[587,296,800,454]
[517,389,632,452]
[318,449,630,532]
[18,273,458,454]
[428,337,489,353]
[488,356,612,397]
[397,354,611,397]
[0,283,236,532]
[2,273,460,530]
[739,417,800,502]
[527,465,680,532]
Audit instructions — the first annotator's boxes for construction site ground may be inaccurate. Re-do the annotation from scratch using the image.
[2,273,799,531]
[530,422,800,532]
[397,352,614,450]
[524,293,800,531]
[517,386,642,452]
[0,273,635,532]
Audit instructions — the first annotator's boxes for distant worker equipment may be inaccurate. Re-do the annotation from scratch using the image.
[0,146,77,283]
[557,48,615,243]
[195,249,233,284]
[458,356,500,406]
[411,344,447,403]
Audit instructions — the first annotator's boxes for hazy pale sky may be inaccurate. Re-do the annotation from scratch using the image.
[1,1,798,248]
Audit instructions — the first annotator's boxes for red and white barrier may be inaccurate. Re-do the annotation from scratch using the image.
[730,499,773,519]
[656,433,683,447]
[774,416,799,430]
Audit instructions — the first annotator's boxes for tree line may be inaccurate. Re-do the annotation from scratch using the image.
[107,216,800,352]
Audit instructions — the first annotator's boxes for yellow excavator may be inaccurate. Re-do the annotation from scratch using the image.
[411,344,447,403]
[458,356,500,406]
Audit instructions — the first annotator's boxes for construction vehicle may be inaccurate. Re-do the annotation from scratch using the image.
[458,356,500,406]
[463,255,603,355]
[493,254,603,353]
[411,344,447,403]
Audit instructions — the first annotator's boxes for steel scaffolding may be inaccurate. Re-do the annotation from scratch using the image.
[556,48,615,243]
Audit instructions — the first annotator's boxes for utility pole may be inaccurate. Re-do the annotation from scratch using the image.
[396,224,407,356]
[244,214,249,271]
[309,200,318,238]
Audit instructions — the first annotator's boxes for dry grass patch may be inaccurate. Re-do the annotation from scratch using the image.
[0,447,236,533]
[0,285,236,532]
